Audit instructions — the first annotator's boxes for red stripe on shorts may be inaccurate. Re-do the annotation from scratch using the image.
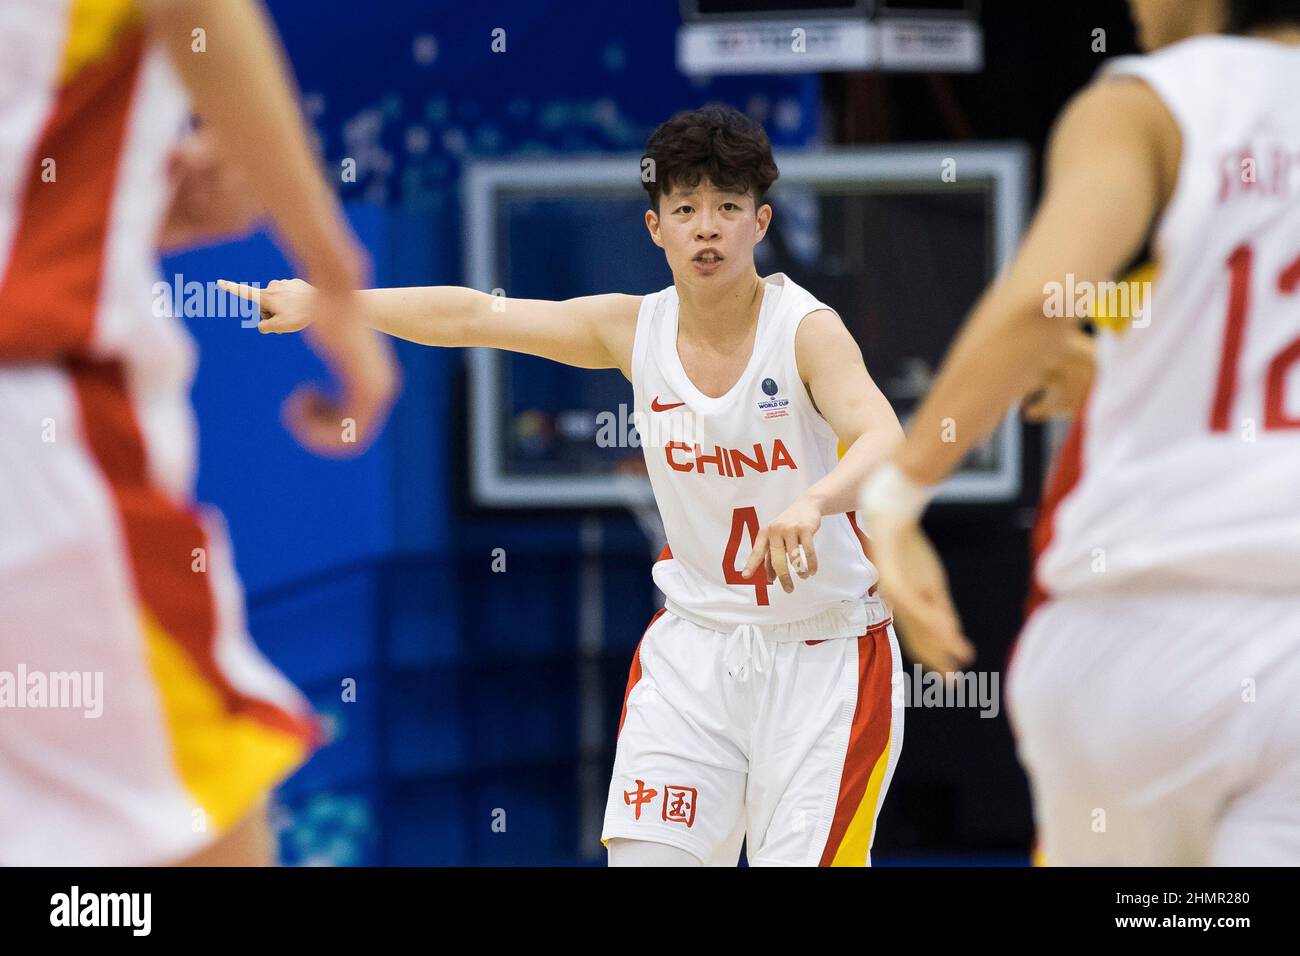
[617,608,667,737]
[1009,397,1091,696]
[819,620,894,866]
[67,358,320,745]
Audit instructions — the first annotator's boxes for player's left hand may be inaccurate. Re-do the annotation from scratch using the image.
[863,510,974,672]
[1022,325,1095,422]
[741,496,821,594]
[159,127,265,253]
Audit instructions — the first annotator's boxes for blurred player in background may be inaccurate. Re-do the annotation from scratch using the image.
[224,105,916,867]
[860,0,1300,864]
[0,0,397,865]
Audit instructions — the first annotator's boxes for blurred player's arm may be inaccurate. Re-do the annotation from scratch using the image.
[891,76,1178,484]
[141,0,359,291]
[859,76,1179,671]
[739,309,903,594]
[140,0,399,456]
[218,281,642,374]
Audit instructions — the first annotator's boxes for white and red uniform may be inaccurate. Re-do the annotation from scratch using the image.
[1011,36,1300,865]
[601,273,903,865]
[0,0,318,865]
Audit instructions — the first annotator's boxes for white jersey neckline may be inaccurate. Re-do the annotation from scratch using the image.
[661,273,789,412]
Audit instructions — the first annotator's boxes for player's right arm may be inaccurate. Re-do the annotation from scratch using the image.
[218,280,642,375]
[860,76,1178,672]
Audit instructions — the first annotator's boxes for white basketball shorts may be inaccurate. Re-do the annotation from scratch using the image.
[1008,590,1300,866]
[0,363,319,865]
[601,598,903,866]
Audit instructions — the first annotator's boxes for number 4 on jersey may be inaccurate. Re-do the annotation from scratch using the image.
[722,506,769,605]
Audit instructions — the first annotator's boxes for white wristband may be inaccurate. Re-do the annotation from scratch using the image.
[858,461,936,524]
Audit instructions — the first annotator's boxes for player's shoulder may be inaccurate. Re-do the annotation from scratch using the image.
[1059,70,1172,136]
[1049,65,1180,175]
[1070,36,1253,138]
[793,307,858,382]
[767,274,837,325]
[793,307,844,337]
[769,275,850,359]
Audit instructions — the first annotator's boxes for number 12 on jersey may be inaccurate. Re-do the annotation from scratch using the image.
[1211,244,1300,432]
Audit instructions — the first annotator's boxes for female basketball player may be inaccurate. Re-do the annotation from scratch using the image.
[224,104,926,866]
[859,0,1300,864]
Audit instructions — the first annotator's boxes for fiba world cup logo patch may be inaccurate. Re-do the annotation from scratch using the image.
[757,376,789,420]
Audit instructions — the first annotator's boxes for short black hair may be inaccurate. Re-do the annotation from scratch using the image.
[641,104,779,211]
[1227,0,1300,32]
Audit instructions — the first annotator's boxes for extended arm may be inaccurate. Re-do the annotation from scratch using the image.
[218,279,642,375]
[741,309,904,592]
[357,287,640,372]
[893,77,1176,485]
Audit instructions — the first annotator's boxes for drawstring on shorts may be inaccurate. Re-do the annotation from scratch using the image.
[724,623,773,682]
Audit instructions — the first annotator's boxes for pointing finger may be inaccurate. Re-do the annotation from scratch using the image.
[217,280,262,307]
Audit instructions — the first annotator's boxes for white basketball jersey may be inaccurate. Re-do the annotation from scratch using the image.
[632,272,878,627]
[1036,36,1300,598]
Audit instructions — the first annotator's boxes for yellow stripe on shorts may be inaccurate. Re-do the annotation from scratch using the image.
[141,608,310,833]
[829,739,892,866]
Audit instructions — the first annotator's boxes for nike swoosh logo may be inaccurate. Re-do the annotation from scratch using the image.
[651,397,686,412]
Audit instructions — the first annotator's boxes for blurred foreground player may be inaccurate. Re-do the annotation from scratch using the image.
[0,0,397,865]
[860,0,1300,865]
[225,106,914,866]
